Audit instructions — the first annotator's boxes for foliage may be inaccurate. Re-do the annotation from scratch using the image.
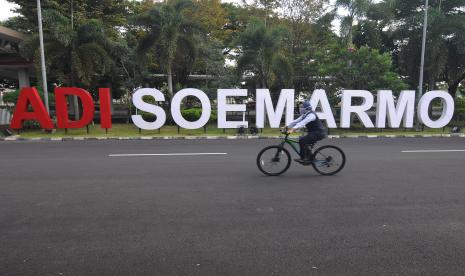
[181,108,217,123]
[455,97,465,117]
[6,0,128,35]
[372,0,465,97]
[184,0,227,40]
[3,0,465,111]
[305,44,407,102]
[134,0,200,97]
[2,87,55,106]
[16,9,126,101]
[336,0,372,47]
[237,18,293,90]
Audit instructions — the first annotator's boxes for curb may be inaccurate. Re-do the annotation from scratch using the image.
[1,134,464,142]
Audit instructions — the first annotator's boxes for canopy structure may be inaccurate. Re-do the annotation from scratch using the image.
[0,26,33,88]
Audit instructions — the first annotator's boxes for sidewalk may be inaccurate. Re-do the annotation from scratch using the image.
[1,133,464,141]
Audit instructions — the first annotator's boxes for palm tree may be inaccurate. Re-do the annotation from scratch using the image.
[336,0,372,48]
[134,0,198,98]
[237,19,293,89]
[21,9,123,119]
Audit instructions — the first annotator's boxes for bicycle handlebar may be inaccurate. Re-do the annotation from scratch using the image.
[280,127,290,138]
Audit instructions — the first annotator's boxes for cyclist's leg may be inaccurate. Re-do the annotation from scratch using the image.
[316,132,327,142]
[299,133,319,160]
[308,133,327,160]
[298,137,306,159]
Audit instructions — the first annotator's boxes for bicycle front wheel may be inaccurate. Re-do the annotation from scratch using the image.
[312,145,346,176]
[257,146,291,176]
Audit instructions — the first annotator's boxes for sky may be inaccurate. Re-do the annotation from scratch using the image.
[0,0,18,21]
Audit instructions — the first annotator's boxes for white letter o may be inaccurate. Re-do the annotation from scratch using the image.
[418,91,454,128]
[171,88,211,129]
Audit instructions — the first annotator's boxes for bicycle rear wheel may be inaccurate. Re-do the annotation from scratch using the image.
[257,146,291,176]
[312,145,346,175]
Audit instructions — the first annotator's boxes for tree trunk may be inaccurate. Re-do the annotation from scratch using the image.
[348,26,353,48]
[261,77,267,89]
[167,64,174,98]
[428,78,435,92]
[448,82,459,98]
[347,16,354,48]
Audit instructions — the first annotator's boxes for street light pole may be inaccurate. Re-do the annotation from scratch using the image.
[416,0,429,130]
[37,0,50,113]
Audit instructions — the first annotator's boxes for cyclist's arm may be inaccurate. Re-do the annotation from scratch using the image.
[287,115,303,129]
[290,113,316,132]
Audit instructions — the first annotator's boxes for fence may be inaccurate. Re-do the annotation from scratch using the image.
[0,108,13,136]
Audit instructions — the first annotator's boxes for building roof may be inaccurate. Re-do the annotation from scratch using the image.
[0,26,33,80]
[0,26,27,43]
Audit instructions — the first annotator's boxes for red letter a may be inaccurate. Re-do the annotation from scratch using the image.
[10,87,54,129]
[55,87,95,129]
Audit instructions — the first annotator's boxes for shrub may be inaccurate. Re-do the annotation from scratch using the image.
[455,97,465,117]
[181,108,217,123]
[136,108,217,127]
[2,87,55,107]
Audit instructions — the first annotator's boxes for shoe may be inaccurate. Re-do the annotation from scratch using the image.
[294,158,305,164]
[294,158,313,165]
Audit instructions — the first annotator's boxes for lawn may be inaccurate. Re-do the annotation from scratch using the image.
[11,124,464,138]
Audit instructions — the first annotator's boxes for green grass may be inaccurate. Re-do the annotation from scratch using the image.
[11,123,465,138]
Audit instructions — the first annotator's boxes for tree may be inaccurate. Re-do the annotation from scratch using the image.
[336,0,372,47]
[19,9,125,118]
[190,38,227,93]
[251,0,279,26]
[6,0,132,106]
[7,0,129,35]
[277,0,325,24]
[134,0,199,97]
[185,0,228,40]
[221,3,256,55]
[237,19,293,90]
[305,44,407,102]
[275,6,338,94]
[445,38,465,97]
[386,0,465,97]
[1,16,32,33]
[276,0,327,63]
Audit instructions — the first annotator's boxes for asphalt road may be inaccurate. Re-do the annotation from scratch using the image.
[1,137,465,276]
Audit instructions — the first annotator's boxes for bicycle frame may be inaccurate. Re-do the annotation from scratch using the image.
[277,132,317,156]
[280,135,300,155]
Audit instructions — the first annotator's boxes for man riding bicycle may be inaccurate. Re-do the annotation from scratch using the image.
[285,101,327,165]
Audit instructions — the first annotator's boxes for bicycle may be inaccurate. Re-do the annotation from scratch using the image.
[256,129,346,176]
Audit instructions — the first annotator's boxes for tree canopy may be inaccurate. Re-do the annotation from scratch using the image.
[1,0,464,104]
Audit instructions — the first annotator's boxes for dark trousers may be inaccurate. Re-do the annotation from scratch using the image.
[299,132,326,159]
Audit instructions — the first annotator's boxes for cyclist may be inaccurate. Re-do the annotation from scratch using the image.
[285,101,327,165]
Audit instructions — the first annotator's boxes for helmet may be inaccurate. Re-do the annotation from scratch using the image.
[302,100,312,111]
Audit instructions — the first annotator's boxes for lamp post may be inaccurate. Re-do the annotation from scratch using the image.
[416,0,429,130]
[37,0,49,113]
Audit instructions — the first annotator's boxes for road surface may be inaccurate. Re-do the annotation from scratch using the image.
[1,138,465,275]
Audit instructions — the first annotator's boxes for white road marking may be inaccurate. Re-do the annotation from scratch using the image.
[401,150,465,153]
[109,153,228,157]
